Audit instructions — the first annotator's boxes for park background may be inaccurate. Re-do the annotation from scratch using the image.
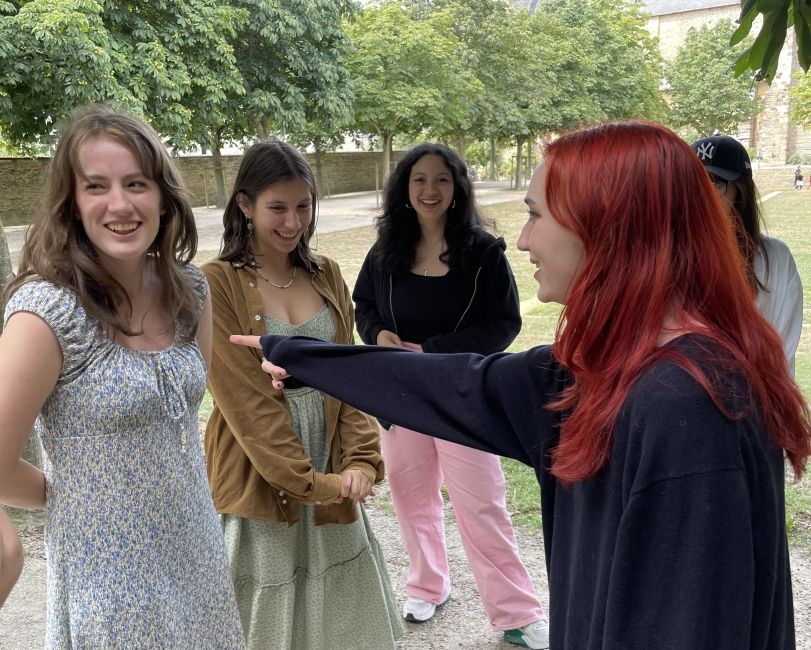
[1,0,811,646]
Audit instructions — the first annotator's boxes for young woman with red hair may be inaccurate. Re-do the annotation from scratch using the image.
[233,121,810,649]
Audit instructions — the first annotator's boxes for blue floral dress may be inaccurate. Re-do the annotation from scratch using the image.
[4,267,244,649]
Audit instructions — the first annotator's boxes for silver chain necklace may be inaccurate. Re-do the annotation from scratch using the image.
[254,265,296,289]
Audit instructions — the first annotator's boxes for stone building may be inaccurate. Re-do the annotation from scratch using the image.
[510,0,807,163]
[644,0,807,164]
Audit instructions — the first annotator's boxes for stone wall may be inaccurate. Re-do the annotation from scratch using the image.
[646,5,739,60]
[0,150,404,227]
[0,158,50,227]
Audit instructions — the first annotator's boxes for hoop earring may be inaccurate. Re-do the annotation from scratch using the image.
[450,200,456,209]
[405,202,413,209]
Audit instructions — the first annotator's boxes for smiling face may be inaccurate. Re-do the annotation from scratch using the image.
[240,177,313,260]
[407,154,454,226]
[517,163,585,305]
[74,136,162,273]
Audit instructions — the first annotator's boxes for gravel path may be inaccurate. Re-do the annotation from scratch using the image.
[1,480,810,649]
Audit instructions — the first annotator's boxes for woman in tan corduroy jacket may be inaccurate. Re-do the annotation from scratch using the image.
[203,141,402,650]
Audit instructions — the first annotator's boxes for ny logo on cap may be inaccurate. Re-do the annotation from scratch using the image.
[696,142,715,161]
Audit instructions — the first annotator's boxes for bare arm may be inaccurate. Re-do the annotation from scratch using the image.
[0,313,61,509]
[0,507,23,607]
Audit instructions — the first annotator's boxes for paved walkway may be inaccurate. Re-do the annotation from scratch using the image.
[4,181,525,267]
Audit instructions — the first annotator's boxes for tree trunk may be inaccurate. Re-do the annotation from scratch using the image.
[489,137,496,181]
[456,133,466,160]
[211,129,226,209]
[514,136,525,190]
[22,425,42,468]
[256,116,270,142]
[525,138,534,185]
[313,144,326,198]
[0,217,14,335]
[382,132,394,182]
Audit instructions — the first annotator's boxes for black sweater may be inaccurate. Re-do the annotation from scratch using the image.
[352,233,521,354]
[259,334,795,650]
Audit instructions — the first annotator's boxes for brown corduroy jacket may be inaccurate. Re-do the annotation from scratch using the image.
[203,256,384,525]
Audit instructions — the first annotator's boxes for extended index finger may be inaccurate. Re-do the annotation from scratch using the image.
[229,334,263,350]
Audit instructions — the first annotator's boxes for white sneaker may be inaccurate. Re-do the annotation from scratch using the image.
[503,618,550,649]
[402,595,449,623]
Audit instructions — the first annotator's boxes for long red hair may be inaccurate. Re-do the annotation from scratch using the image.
[544,121,810,483]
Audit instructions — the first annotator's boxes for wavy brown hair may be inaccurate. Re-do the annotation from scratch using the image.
[5,104,199,340]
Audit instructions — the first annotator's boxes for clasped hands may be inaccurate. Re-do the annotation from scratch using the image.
[229,334,375,504]
[337,468,374,504]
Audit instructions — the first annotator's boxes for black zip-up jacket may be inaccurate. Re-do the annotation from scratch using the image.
[352,233,521,354]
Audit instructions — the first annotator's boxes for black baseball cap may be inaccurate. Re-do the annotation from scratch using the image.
[691,135,752,181]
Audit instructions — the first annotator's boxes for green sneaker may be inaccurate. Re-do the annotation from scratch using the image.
[503,619,549,649]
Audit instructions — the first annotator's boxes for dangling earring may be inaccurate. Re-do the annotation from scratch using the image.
[405,202,413,209]
[246,219,254,234]
[450,200,456,209]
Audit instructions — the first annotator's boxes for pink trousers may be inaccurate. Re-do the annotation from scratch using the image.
[382,425,545,631]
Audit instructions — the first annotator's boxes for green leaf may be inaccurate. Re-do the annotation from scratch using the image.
[794,1,811,70]
[730,1,758,45]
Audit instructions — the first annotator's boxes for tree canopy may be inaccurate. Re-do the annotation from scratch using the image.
[667,19,758,138]
[540,0,666,123]
[345,2,481,176]
[0,0,244,150]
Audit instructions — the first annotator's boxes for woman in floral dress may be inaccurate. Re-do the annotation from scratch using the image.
[0,105,243,648]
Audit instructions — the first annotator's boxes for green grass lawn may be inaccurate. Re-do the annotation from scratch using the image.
[198,189,811,546]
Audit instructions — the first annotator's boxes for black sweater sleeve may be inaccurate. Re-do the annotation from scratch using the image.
[422,243,522,354]
[352,249,386,346]
[261,335,566,468]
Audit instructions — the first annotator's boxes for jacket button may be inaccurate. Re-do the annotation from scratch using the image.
[282,499,287,504]
[254,315,261,321]
[315,501,322,505]
[249,282,255,288]
[279,491,285,496]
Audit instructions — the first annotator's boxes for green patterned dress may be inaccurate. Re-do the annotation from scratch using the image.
[221,303,403,649]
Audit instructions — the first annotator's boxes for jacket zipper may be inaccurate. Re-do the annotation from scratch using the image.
[453,266,481,332]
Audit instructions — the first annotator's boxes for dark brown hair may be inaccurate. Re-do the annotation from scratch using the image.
[219,140,319,273]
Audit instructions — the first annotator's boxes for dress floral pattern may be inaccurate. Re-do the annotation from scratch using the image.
[4,267,244,649]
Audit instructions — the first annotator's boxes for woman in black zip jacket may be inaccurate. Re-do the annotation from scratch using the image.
[351,143,549,649]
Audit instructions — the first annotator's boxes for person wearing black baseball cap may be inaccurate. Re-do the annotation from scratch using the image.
[692,134,802,374]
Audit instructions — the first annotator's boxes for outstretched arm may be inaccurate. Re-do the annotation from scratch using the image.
[231,334,567,468]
